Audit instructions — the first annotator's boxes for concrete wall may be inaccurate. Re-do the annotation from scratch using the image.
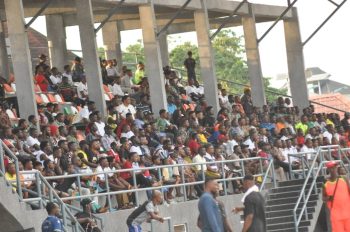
[0,177,47,232]
[98,194,245,232]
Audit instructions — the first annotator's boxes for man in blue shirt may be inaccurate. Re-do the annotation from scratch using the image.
[42,202,64,232]
[198,179,224,232]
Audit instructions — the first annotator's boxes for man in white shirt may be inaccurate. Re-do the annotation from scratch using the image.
[94,112,105,136]
[117,95,136,119]
[62,65,73,84]
[192,147,207,172]
[77,76,88,101]
[108,76,124,97]
[244,130,259,151]
[106,60,120,81]
[27,128,40,147]
[219,89,229,109]
[121,69,134,94]
[301,138,316,161]
[49,67,62,86]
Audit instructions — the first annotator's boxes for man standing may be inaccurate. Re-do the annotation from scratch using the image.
[184,51,196,82]
[323,161,350,232]
[42,202,64,232]
[126,190,164,232]
[198,179,224,232]
[233,175,266,232]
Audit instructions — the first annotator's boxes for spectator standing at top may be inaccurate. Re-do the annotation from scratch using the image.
[184,51,196,82]
[35,66,49,92]
[41,202,64,232]
[323,161,350,232]
[62,65,73,84]
[134,62,145,85]
[126,190,164,232]
[241,88,253,116]
[72,56,85,82]
[198,179,224,232]
[35,54,49,75]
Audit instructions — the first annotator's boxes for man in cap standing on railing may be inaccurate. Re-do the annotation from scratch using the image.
[42,202,63,232]
[126,190,164,232]
[323,161,350,232]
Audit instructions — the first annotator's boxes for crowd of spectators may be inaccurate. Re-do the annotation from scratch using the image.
[2,52,350,216]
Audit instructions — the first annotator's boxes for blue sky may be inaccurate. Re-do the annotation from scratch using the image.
[28,0,350,85]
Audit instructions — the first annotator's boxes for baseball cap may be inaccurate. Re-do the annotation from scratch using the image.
[325,161,338,169]
[80,198,92,207]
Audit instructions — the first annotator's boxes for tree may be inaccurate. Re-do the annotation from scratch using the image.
[123,39,145,69]
[169,29,287,101]
[98,47,106,60]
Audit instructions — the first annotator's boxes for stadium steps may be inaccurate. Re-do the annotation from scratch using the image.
[0,175,47,232]
[265,177,325,232]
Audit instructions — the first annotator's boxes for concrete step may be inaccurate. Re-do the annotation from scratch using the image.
[266,207,315,218]
[267,213,313,224]
[277,176,324,187]
[269,182,323,194]
[267,226,309,232]
[266,200,317,212]
[267,220,310,230]
[267,189,320,200]
[266,194,318,206]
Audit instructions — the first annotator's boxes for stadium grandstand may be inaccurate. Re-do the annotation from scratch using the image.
[0,0,349,232]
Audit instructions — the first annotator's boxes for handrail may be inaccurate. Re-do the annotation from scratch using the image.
[171,66,347,113]
[260,158,276,191]
[0,140,85,232]
[293,145,348,231]
[18,157,275,207]
[151,216,173,232]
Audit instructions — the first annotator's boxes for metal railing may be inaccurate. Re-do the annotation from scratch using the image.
[0,140,85,232]
[151,217,173,232]
[18,156,275,211]
[293,145,350,232]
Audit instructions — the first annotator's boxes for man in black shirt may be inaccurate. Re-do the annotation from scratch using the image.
[184,51,196,82]
[241,175,266,232]
[75,199,101,232]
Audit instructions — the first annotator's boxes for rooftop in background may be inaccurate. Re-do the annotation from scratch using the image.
[310,93,350,116]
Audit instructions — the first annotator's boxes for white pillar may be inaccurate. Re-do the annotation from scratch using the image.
[139,3,167,114]
[284,8,309,109]
[75,0,107,116]
[102,21,123,71]
[0,21,10,78]
[158,32,169,67]
[46,14,68,70]
[4,0,38,120]
[242,4,266,108]
[194,0,220,114]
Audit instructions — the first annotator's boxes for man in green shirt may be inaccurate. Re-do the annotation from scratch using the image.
[133,62,145,85]
[295,115,309,135]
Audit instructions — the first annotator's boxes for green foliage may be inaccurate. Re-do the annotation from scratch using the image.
[264,77,288,104]
[122,39,145,69]
[98,47,106,60]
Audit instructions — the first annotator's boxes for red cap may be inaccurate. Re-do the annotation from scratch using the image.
[218,134,227,141]
[326,161,338,169]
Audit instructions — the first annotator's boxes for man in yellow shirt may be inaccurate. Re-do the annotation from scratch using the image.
[5,163,19,192]
[133,62,145,85]
[295,115,309,135]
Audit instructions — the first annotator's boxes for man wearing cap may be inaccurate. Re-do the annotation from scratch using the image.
[75,199,101,232]
[126,190,164,232]
[233,175,266,232]
[323,161,350,232]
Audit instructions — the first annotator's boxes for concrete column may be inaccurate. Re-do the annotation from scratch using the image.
[0,21,10,78]
[4,0,38,120]
[75,0,107,116]
[102,21,123,71]
[139,3,167,114]
[194,0,220,114]
[46,14,68,70]
[242,4,266,108]
[158,32,169,67]
[284,8,309,109]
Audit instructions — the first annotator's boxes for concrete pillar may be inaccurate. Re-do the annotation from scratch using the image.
[46,14,68,70]
[75,0,107,116]
[102,21,123,71]
[242,4,266,108]
[139,3,167,114]
[194,0,220,114]
[4,0,38,120]
[0,21,10,78]
[284,8,309,109]
[158,32,169,67]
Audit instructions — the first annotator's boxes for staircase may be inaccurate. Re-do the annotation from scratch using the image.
[265,177,325,232]
[0,175,47,232]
